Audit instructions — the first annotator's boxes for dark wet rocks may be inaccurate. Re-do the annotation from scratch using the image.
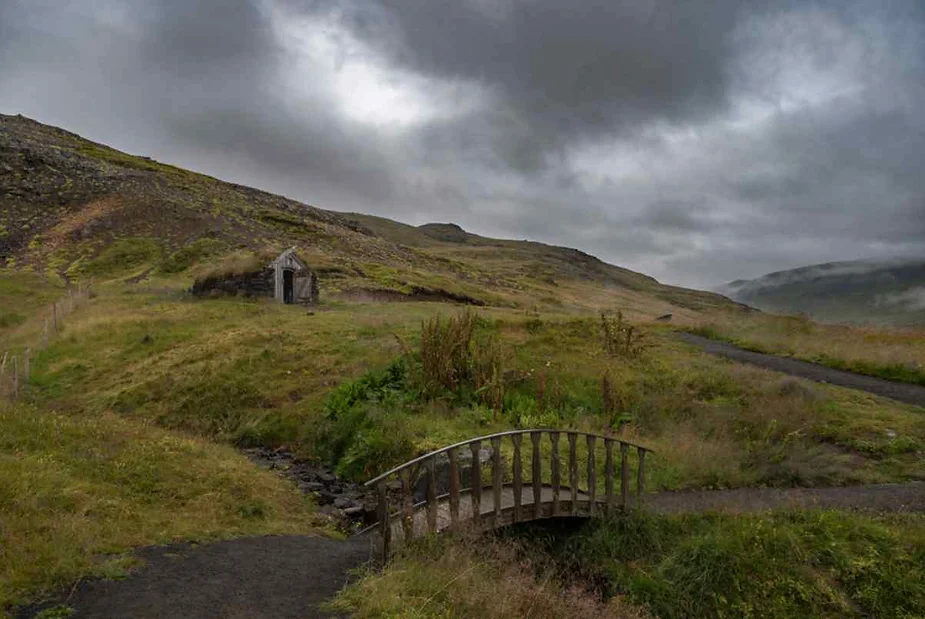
[243,447,373,531]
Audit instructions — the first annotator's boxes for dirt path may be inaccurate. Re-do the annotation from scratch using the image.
[18,535,374,619]
[16,482,925,619]
[643,481,925,514]
[678,333,925,407]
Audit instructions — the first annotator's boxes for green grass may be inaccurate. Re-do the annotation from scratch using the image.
[339,510,925,619]
[561,510,925,618]
[0,402,319,616]
[0,270,63,339]
[24,287,925,489]
[4,274,925,617]
[76,238,164,278]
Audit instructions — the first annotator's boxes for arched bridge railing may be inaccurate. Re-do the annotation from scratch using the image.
[364,429,653,557]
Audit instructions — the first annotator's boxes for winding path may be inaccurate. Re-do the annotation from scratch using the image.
[678,333,925,407]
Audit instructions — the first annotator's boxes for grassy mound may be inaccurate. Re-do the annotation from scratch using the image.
[0,403,318,615]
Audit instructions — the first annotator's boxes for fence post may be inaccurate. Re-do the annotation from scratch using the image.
[52,303,58,334]
[449,447,460,526]
[471,441,482,526]
[23,348,30,385]
[637,448,647,501]
[12,356,18,399]
[587,434,597,516]
[512,434,523,522]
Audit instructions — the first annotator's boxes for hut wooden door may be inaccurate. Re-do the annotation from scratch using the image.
[283,270,294,304]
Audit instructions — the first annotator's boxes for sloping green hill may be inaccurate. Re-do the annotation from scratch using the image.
[0,113,740,317]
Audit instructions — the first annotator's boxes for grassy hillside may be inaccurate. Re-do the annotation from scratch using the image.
[719,259,925,326]
[3,115,925,618]
[0,113,741,317]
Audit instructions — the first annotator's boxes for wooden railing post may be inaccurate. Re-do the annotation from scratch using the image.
[362,431,653,555]
[550,431,561,516]
[426,456,438,533]
[531,431,542,518]
[491,436,502,526]
[512,434,523,522]
[401,469,414,542]
[377,481,390,558]
[637,447,646,502]
[568,433,578,516]
[586,435,597,516]
[449,447,460,526]
[620,442,629,510]
[471,441,482,526]
[605,439,615,516]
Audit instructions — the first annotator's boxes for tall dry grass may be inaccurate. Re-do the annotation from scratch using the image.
[332,536,651,619]
[415,311,505,411]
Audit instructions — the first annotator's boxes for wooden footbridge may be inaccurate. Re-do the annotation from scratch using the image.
[364,429,653,556]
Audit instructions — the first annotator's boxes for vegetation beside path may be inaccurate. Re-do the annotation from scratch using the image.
[0,402,319,616]
[338,509,925,619]
[686,313,925,387]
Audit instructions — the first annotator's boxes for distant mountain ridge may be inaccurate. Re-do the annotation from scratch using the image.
[718,259,925,325]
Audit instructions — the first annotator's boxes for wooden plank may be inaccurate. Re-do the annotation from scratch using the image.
[448,447,460,526]
[470,441,482,526]
[568,432,578,516]
[620,442,629,510]
[426,456,438,533]
[605,439,615,516]
[637,447,647,501]
[512,434,522,522]
[587,435,597,516]
[376,481,390,558]
[401,470,414,542]
[491,436,502,526]
[550,431,561,515]
[531,431,542,518]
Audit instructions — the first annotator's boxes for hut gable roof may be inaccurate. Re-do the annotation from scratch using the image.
[269,247,309,272]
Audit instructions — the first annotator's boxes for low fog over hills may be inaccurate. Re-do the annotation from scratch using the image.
[718,259,925,325]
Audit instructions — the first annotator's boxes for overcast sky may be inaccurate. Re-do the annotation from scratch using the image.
[2,0,924,288]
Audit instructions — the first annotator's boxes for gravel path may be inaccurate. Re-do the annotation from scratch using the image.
[18,535,375,619]
[644,482,925,514]
[678,333,925,407]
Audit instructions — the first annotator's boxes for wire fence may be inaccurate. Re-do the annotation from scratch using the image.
[1,280,92,401]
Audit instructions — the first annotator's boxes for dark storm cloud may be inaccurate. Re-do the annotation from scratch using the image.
[1,0,924,287]
[308,0,743,171]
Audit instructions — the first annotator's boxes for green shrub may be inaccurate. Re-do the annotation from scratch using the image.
[79,238,163,276]
[600,311,646,358]
[313,360,417,479]
[159,238,225,273]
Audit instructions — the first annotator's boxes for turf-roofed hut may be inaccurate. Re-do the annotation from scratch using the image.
[192,248,319,305]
